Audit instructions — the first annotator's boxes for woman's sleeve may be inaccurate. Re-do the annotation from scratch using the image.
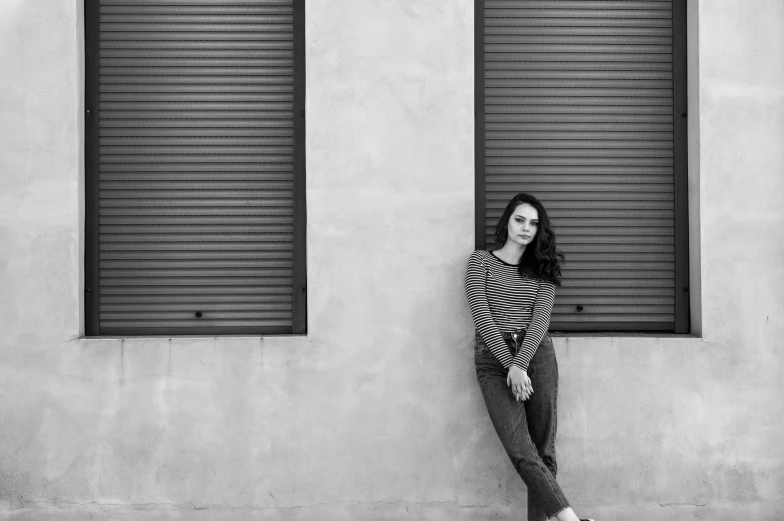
[511,280,556,371]
[465,251,515,367]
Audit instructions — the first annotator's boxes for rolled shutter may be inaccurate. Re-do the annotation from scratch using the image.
[86,0,305,335]
[481,0,684,331]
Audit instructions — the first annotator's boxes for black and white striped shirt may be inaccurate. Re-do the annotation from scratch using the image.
[465,250,555,371]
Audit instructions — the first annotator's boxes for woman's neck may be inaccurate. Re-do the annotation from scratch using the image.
[493,242,526,265]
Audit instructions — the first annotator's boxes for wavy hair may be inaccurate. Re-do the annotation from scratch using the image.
[494,192,565,286]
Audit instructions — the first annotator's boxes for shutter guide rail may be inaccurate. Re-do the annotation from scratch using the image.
[291,0,306,334]
[85,0,102,335]
[672,0,690,334]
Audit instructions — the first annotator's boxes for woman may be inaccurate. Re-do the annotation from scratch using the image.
[465,193,592,521]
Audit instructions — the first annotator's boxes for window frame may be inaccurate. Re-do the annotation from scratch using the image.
[473,0,690,334]
[84,0,307,336]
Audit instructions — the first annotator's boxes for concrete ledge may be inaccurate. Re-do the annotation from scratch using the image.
[1,500,782,521]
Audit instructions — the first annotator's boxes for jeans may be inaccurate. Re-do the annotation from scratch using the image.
[475,331,570,521]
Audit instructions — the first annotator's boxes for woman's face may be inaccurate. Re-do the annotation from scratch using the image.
[506,203,539,247]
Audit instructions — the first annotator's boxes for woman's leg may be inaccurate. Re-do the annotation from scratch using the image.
[528,339,593,521]
[475,350,570,520]
[525,337,560,521]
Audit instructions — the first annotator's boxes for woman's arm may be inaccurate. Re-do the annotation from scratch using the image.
[511,280,555,371]
[465,251,515,367]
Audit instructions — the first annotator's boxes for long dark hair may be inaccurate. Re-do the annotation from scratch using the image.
[494,192,565,286]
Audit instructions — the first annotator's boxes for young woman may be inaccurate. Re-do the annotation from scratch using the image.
[465,193,592,521]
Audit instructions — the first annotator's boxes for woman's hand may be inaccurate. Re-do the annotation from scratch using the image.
[507,366,533,401]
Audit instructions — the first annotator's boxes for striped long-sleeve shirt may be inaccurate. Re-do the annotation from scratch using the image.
[465,250,556,371]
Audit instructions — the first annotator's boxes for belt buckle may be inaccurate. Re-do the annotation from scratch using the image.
[511,330,524,355]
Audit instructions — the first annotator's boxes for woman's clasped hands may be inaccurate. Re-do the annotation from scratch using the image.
[506,365,533,402]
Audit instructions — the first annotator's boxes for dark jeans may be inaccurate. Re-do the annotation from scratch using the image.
[475,332,570,520]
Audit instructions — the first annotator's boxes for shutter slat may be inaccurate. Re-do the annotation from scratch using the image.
[483,1,676,331]
[486,1,672,8]
[101,214,292,224]
[100,321,293,330]
[100,8,294,16]
[99,233,293,242]
[102,6,291,15]
[100,146,292,156]
[483,26,672,37]
[489,175,673,184]
[560,270,673,279]
[488,123,672,131]
[486,44,672,54]
[487,88,673,98]
[100,245,292,253]
[102,120,292,130]
[557,287,673,297]
[488,131,673,140]
[488,150,673,158]
[486,34,672,45]
[487,97,672,106]
[100,53,293,63]
[487,157,673,166]
[101,259,293,269]
[100,93,293,102]
[561,252,674,261]
[487,71,672,81]
[101,208,293,218]
[101,268,292,278]
[101,198,292,207]
[487,79,672,89]
[100,102,293,112]
[101,14,292,24]
[102,295,291,304]
[95,0,297,334]
[101,23,292,33]
[101,303,292,313]
[486,62,673,72]
[101,250,291,260]
[552,313,673,320]
[488,184,673,193]
[487,166,672,174]
[101,76,294,86]
[101,277,292,287]
[101,0,289,4]
[101,136,293,146]
[100,223,293,234]
[101,112,291,122]
[487,18,671,28]
[487,10,671,20]
[487,104,673,114]
[99,82,292,93]
[100,172,293,181]
[556,236,674,245]
[101,128,292,137]
[100,286,291,296]
[486,53,672,63]
[551,244,674,254]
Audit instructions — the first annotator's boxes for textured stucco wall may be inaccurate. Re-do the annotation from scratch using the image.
[1,0,783,520]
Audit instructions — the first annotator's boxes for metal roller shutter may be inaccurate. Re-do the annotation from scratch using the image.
[477,0,688,332]
[85,0,306,335]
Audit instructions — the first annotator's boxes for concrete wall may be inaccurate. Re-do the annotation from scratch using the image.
[0,0,782,519]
